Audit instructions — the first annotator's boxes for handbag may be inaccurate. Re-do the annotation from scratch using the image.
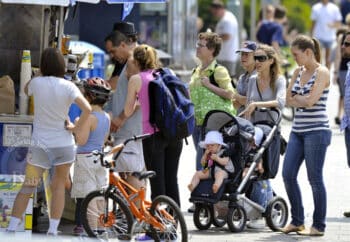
[279,135,287,155]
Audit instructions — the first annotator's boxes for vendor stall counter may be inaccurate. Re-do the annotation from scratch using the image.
[0,114,33,232]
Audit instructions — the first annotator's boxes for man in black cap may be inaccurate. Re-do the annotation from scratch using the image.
[105,21,138,90]
[104,22,146,190]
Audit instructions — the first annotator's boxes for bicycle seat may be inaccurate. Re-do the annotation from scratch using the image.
[132,171,156,180]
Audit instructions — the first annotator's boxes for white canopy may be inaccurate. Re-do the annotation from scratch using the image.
[0,0,166,6]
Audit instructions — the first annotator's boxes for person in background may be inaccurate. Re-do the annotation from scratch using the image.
[333,26,349,125]
[210,0,239,79]
[311,0,342,69]
[6,48,91,235]
[280,35,331,236]
[256,5,288,56]
[256,4,275,31]
[67,77,111,235]
[339,31,350,218]
[104,22,145,190]
[233,40,257,114]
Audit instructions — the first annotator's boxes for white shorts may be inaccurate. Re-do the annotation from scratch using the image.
[71,153,108,198]
[28,145,75,169]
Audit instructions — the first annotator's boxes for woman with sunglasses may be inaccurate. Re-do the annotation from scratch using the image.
[241,44,286,120]
[240,44,286,228]
[280,35,331,236]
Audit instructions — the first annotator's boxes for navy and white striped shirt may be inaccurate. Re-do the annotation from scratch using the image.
[291,67,330,133]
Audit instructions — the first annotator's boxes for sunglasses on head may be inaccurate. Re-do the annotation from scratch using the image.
[343,41,350,47]
[254,55,269,62]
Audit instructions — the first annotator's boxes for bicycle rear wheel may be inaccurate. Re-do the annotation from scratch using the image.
[150,195,188,242]
[81,190,133,239]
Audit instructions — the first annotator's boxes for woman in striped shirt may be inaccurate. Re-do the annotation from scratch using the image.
[280,35,331,236]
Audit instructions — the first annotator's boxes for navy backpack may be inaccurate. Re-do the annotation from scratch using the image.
[149,68,195,140]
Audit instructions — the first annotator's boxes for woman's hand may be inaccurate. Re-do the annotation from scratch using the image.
[65,119,75,131]
[200,76,210,87]
[110,116,125,132]
[240,102,257,119]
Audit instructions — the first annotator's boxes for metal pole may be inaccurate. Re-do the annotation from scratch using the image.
[250,0,256,41]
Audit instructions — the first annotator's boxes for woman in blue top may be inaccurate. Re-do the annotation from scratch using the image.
[280,35,331,236]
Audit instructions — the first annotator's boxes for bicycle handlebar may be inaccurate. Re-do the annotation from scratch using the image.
[91,133,152,168]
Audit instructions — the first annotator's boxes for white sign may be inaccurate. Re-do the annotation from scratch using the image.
[3,124,32,147]
[1,0,69,5]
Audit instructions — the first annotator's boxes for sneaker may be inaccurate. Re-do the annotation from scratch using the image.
[135,234,154,241]
[187,204,195,213]
[344,211,350,217]
[73,225,84,235]
[47,231,58,236]
[335,117,341,125]
[247,219,265,229]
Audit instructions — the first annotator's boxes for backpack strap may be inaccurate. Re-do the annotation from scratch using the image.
[208,63,219,87]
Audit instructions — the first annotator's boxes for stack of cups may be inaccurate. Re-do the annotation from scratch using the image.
[19,50,31,115]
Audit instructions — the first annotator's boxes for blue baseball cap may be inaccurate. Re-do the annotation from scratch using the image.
[235,41,257,53]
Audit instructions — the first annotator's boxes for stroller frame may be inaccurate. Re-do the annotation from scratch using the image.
[189,108,288,232]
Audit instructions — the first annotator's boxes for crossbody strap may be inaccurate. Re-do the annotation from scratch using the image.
[255,78,276,123]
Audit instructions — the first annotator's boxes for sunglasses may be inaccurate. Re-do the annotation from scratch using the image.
[196,42,207,48]
[254,55,269,62]
[343,41,350,47]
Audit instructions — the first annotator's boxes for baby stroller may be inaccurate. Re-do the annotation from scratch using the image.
[189,108,288,232]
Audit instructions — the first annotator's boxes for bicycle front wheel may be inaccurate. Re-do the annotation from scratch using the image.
[150,195,188,242]
[81,190,133,239]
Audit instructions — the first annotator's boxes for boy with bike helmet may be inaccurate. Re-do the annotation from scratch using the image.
[66,77,112,235]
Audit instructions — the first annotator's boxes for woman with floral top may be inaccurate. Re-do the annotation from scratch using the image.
[190,31,236,171]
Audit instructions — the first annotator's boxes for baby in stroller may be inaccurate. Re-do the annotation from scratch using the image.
[188,130,235,194]
[189,109,288,233]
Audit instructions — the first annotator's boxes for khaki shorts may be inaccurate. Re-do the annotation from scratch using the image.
[71,153,108,198]
[112,137,145,173]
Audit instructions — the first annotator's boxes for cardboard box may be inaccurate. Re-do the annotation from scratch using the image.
[0,76,15,114]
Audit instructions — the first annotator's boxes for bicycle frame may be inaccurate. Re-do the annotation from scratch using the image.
[96,134,175,232]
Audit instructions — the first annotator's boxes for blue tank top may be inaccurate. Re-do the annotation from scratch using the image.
[77,111,110,153]
[291,67,330,133]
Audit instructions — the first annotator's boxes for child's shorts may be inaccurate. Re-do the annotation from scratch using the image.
[28,145,75,169]
[71,153,108,198]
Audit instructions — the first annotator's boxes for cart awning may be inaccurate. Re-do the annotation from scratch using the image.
[0,0,166,6]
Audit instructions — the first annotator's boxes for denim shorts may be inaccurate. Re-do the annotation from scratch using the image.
[28,145,76,169]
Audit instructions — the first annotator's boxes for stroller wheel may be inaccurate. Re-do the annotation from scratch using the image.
[193,204,212,230]
[265,196,288,231]
[227,205,247,233]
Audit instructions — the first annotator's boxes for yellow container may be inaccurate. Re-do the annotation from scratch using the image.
[28,95,34,115]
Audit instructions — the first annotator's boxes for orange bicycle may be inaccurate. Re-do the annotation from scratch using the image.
[80,134,188,241]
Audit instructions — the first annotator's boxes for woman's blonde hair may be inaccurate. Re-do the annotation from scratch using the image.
[133,44,160,71]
